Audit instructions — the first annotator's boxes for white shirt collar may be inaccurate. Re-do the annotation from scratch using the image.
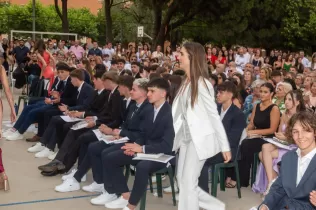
[111,86,118,94]
[296,148,316,160]
[98,89,104,95]
[154,101,165,114]
[63,76,69,82]
[77,82,84,93]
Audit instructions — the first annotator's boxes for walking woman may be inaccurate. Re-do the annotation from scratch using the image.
[172,42,231,210]
[0,65,17,191]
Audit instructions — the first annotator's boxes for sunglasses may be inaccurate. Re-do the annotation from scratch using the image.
[71,57,76,59]
[228,70,233,72]
[90,59,95,62]
[218,77,222,79]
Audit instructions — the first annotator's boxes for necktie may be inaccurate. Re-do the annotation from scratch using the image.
[130,106,139,119]
[108,92,112,102]
[77,89,80,99]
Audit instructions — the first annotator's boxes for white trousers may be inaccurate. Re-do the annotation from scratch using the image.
[177,141,225,210]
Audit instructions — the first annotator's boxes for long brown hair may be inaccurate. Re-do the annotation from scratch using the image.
[183,42,209,107]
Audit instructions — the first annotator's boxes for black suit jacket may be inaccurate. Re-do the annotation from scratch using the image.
[96,87,123,128]
[121,99,135,123]
[60,77,77,106]
[217,104,246,158]
[120,100,152,142]
[84,89,110,117]
[140,102,175,155]
[68,82,94,111]
[134,72,141,79]
[51,77,60,91]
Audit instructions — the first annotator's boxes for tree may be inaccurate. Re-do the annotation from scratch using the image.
[54,0,69,40]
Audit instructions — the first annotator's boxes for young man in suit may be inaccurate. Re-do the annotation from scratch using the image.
[5,62,73,141]
[131,62,141,79]
[92,78,174,210]
[28,68,107,157]
[38,71,123,175]
[54,78,152,193]
[34,69,94,140]
[117,75,134,123]
[199,81,246,192]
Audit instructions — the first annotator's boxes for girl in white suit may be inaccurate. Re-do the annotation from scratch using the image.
[172,42,231,210]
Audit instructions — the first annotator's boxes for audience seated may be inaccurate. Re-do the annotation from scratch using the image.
[252,90,304,195]
[226,83,280,188]
[199,81,246,192]
[37,71,123,175]
[257,112,316,210]
[54,78,152,194]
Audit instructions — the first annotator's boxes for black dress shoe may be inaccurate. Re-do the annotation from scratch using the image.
[38,160,65,172]
[41,170,61,177]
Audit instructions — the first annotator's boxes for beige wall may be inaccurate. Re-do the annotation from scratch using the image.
[9,0,102,14]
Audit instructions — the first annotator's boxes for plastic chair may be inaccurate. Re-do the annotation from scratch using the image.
[211,151,241,198]
[140,165,177,210]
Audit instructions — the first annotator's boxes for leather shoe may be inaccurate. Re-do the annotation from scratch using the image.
[26,135,40,142]
[41,170,61,177]
[38,160,65,172]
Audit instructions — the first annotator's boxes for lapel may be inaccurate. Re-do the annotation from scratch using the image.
[149,102,167,133]
[222,105,233,124]
[295,152,316,194]
[77,83,86,101]
[285,152,298,196]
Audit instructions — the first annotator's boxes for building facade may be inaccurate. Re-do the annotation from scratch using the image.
[4,0,103,14]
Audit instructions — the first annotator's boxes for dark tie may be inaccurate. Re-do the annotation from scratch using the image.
[130,106,139,119]
[77,89,80,99]
[108,92,112,102]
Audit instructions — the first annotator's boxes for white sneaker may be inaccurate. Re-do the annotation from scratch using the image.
[175,193,179,201]
[6,131,24,141]
[62,169,86,182]
[35,148,54,158]
[55,177,80,192]
[82,182,104,193]
[249,207,258,210]
[28,143,45,153]
[3,128,16,138]
[90,190,117,205]
[152,175,166,183]
[163,184,179,193]
[105,196,129,209]
[122,206,131,210]
[48,151,58,160]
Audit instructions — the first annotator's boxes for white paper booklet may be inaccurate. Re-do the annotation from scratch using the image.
[92,129,129,144]
[71,121,88,130]
[133,154,174,163]
[263,137,292,150]
[60,116,83,122]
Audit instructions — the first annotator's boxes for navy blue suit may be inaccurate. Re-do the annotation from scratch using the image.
[260,150,316,210]
[13,76,65,134]
[199,104,246,192]
[73,100,153,183]
[37,82,93,138]
[101,102,175,206]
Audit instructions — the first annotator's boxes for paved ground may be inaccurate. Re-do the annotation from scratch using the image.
[0,89,262,210]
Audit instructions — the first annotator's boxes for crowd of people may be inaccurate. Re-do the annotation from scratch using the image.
[1,37,316,210]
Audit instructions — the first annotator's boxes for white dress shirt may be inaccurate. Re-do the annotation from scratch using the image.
[153,102,165,122]
[296,148,316,186]
[77,82,84,99]
[125,97,131,109]
[220,104,231,120]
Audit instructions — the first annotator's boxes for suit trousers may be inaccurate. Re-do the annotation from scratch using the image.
[40,116,66,151]
[177,141,225,210]
[37,106,62,137]
[55,128,97,172]
[14,102,50,134]
[102,147,167,206]
[73,141,121,183]
[198,152,224,193]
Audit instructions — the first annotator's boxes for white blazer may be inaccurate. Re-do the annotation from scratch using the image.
[172,78,230,160]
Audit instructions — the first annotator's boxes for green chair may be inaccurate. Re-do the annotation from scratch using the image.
[140,165,177,210]
[251,152,260,186]
[211,159,241,198]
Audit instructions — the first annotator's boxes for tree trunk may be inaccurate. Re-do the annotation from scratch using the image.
[61,0,69,40]
[104,0,114,43]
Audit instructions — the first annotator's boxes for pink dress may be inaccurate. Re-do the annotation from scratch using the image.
[39,51,54,90]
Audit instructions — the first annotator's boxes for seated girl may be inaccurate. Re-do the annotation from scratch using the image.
[252,90,305,196]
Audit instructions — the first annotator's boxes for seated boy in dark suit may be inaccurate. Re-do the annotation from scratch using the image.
[199,81,246,192]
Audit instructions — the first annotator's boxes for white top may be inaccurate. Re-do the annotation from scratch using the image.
[220,104,231,120]
[125,97,131,109]
[153,101,165,122]
[296,148,316,186]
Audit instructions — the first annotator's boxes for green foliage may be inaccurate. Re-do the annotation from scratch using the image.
[0,0,98,39]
